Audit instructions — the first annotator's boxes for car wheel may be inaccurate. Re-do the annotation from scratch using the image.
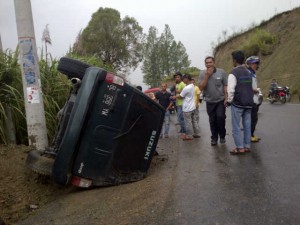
[57,57,91,79]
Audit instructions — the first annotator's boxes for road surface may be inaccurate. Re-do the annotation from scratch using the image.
[18,102,300,225]
[161,102,300,225]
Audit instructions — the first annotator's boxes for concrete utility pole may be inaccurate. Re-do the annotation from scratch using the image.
[14,0,48,150]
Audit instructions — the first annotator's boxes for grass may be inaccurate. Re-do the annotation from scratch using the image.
[0,50,115,145]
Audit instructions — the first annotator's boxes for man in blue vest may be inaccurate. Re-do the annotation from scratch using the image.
[227,50,254,155]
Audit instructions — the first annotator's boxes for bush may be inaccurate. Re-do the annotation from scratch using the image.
[0,50,115,145]
[0,49,26,144]
[39,57,71,142]
[242,29,278,57]
[0,51,72,144]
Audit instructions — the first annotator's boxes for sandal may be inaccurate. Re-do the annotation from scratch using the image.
[230,148,245,155]
[244,148,251,153]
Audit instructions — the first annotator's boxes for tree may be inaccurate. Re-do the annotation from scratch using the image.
[142,26,162,87]
[142,25,191,87]
[160,25,174,76]
[72,7,144,74]
[174,41,190,71]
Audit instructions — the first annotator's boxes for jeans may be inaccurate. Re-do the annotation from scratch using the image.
[206,100,226,141]
[231,105,252,149]
[251,104,258,136]
[162,111,170,135]
[176,105,186,133]
[183,110,200,138]
[194,107,200,125]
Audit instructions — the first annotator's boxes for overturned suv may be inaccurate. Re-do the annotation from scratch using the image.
[26,57,165,188]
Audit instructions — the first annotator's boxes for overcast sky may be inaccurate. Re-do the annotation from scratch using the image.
[0,0,299,88]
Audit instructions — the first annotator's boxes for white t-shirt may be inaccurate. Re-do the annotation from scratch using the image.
[252,75,259,104]
[180,83,196,112]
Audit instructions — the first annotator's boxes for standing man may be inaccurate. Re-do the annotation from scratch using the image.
[155,83,173,138]
[174,72,186,136]
[227,50,254,155]
[172,74,200,140]
[191,78,201,129]
[199,56,227,145]
[246,56,261,142]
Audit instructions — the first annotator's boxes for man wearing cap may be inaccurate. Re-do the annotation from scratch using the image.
[172,74,200,140]
[245,56,261,143]
[174,72,186,136]
[199,56,228,145]
[227,50,253,155]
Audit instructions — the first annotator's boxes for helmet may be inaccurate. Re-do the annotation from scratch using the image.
[246,56,260,66]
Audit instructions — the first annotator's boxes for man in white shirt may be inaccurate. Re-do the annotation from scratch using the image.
[227,50,254,155]
[172,74,200,140]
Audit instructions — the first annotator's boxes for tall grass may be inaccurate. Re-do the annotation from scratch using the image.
[39,56,71,142]
[0,49,26,144]
[0,50,112,145]
[242,29,278,57]
[0,50,72,145]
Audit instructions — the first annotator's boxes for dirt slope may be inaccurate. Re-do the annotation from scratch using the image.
[214,7,300,100]
[0,145,72,224]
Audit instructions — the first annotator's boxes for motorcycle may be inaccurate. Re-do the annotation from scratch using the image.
[284,86,291,102]
[269,86,287,104]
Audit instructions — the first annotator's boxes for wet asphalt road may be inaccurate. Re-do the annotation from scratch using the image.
[18,102,300,225]
[161,102,300,225]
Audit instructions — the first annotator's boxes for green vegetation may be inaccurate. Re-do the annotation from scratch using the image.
[71,7,192,87]
[71,7,144,74]
[0,50,70,145]
[0,49,25,144]
[241,29,278,57]
[0,47,120,145]
[39,57,71,142]
[214,7,300,101]
[142,25,191,87]
[162,67,200,83]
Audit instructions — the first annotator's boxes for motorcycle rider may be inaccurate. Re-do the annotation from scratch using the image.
[246,56,261,142]
[268,78,278,99]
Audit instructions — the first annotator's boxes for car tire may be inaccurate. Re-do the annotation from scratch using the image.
[57,57,91,79]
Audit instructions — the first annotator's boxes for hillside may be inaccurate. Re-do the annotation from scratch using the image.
[214,7,300,101]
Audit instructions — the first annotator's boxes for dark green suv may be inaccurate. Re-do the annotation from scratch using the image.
[27,58,165,188]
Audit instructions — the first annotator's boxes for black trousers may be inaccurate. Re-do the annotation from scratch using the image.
[206,100,226,141]
[251,104,259,136]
